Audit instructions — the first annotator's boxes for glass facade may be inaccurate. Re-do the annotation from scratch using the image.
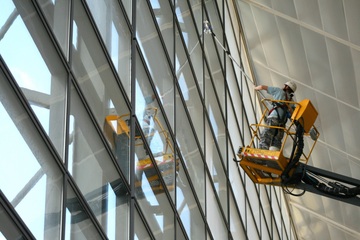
[0,0,295,239]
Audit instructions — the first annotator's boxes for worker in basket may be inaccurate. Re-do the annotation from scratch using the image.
[255,81,297,151]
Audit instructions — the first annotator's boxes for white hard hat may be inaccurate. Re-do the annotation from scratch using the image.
[285,81,297,93]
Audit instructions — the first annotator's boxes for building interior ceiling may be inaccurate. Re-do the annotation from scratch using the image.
[235,0,360,239]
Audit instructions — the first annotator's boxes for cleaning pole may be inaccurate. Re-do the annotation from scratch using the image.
[203,20,266,99]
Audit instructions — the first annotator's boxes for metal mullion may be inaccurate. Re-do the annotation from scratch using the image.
[202,153,233,237]
[232,152,262,238]
[130,0,137,239]
[0,191,36,240]
[171,0,179,238]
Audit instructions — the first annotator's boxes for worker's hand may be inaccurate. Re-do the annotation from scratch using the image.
[255,85,268,91]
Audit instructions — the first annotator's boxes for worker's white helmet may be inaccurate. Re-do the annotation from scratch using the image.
[285,81,297,93]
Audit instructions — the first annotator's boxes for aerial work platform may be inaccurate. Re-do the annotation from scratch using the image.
[237,98,319,186]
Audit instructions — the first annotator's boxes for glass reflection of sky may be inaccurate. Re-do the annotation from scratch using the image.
[0,103,46,239]
[0,1,190,239]
[0,2,53,239]
[0,4,51,95]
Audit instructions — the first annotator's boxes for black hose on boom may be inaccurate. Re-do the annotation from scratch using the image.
[281,120,304,184]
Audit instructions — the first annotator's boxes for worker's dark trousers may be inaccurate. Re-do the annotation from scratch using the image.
[259,117,284,150]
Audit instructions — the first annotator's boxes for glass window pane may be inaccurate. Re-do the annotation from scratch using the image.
[71,0,131,181]
[175,0,204,96]
[134,207,151,240]
[121,0,132,23]
[187,0,203,36]
[0,197,33,240]
[204,40,225,114]
[229,191,246,239]
[68,82,129,238]
[0,76,63,240]
[205,121,227,220]
[65,181,104,239]
[175,89,205,210]
[175,29,204,151]
[136,1,174,127]
[0,0,67,160]
[36,0,70,59]
[246,199,260,240]
[176,219,187,240]
[86,0,132,99]
[205,66,226,163]
[206,174,227,240]
[149,0,174,66]
[176,160,205,239]
[134,129,175,239]
[205,0,225,67]
[135,51,177,201]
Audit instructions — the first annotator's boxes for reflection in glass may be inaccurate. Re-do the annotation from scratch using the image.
[68,83,129,239]
[121,0,132,23]
[36,0,71,59]
[0,0,67,160]
[134,126,176,239]
[176,160,205,239]
[135,51,177,201]
[65,181,103,239]
[149,0,174,66]
[205,66,226,162]
[205,121,227,220]
[175,91,205,210]
[71,0,131,181]
[206,174,227,240]
[86,0,132,98]
[134,207,151,240]
[175,0,204,95]
[0,75,63,240]
[175,34,204,151]
[229,191,246,239]
[136,1,174,127]
[0,197,32,240]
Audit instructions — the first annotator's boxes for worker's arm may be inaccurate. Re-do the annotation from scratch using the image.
[255,85,268,91]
